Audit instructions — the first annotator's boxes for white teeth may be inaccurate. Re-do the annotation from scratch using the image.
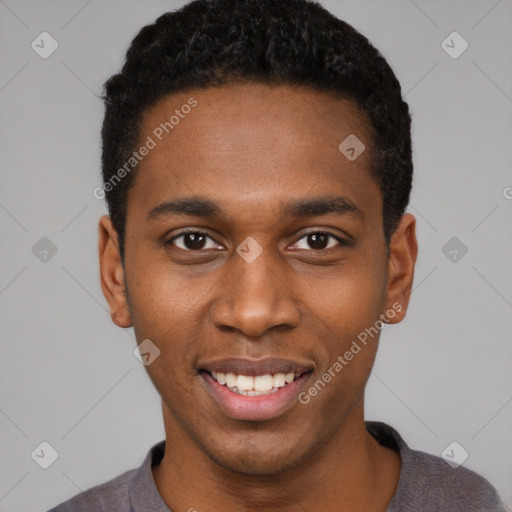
[238,388,280,396]
[254,374,273,391]
[246,389,272,396]
[236,375,254,390]
[210,371,298,394]
[225,373,237,387]
[273,373,286,387]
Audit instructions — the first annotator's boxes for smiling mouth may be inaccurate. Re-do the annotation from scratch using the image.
[198,358,314,420]
[208,370,301,396]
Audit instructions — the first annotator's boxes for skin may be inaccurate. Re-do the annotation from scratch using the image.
[99,82,417,511]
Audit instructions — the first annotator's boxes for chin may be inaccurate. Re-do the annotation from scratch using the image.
[210,451,302,476]
[200,432,316,476]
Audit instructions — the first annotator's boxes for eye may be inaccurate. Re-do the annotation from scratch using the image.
[290,231,344,251]
[167,231,223,251]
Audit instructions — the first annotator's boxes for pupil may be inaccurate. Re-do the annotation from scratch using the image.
[185,233,206,250]
[308,233,328,250]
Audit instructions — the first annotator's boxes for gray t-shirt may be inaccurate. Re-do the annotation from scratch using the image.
[47,421,507,511]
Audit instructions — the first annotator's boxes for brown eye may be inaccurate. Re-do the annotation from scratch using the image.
[168,231,222,251]
[307,233,329,250]
[183,233,207,250]
[291,231,344,251]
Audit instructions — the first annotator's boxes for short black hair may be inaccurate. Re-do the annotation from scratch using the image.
[101,0,413,260]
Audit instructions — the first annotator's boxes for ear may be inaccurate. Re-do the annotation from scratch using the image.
[384,213,418,324]
[98,215,132,328]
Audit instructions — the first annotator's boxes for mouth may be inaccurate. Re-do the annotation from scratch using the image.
[198,358,313,421]
[209,370,299,396]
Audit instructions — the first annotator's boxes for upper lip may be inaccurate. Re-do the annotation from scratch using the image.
[199,357,314,377]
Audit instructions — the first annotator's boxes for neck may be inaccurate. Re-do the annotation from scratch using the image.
[152,401,400,511]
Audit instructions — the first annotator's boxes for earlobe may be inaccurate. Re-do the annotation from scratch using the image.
[98,215,132,328]
[384,213,418,324]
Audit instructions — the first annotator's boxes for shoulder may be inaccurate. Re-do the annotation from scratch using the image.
[366,421,508,512]
[46,468,136,512]
[403,447,507,511]
[46,440,166,512]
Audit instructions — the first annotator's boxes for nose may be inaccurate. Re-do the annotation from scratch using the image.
[211,249,301,338]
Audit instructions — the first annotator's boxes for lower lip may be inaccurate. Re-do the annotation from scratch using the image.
[201,371,311,421]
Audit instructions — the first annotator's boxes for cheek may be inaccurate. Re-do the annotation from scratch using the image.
[125,256,204,331]
[301,276,383,414]
[302,254,387,383]
[309,260,386,333]
[135,311,202,412]
[125,267,206,392]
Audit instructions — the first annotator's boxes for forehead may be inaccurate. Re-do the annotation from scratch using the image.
[129,82,380,222]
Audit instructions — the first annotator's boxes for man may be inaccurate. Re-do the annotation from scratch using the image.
[49,0,507,510]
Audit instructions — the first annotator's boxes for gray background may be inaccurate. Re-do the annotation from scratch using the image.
[1,0,511,510]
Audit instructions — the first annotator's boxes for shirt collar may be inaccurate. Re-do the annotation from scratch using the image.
[129,440,170,511]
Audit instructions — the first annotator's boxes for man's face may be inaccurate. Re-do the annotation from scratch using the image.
[101,83,413,475]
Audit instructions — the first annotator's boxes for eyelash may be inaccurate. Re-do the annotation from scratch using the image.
[166,229,346,252]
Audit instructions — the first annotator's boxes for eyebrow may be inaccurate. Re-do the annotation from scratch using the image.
[286,196,363,220]
[146,195,363,222]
